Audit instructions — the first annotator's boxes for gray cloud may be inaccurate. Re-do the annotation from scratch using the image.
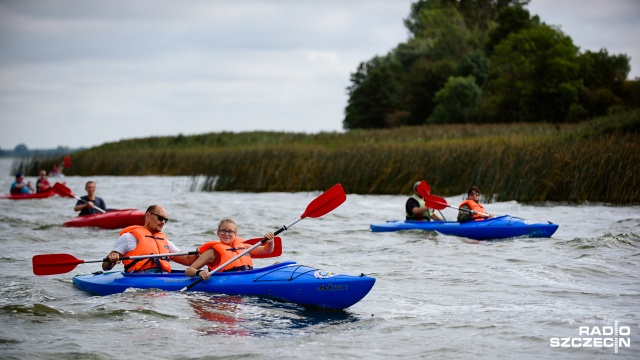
[1,0,637,150]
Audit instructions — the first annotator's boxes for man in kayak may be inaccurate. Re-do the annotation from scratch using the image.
[457,186,494,222]
[35,170,51,193]
[74,181,106,215]
[185,217,275,280]
[406,181,443,221]
[101,205,199,273]
[10,173,34,195]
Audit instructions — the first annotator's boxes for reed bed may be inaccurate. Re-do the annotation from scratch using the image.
[17,110,640,204]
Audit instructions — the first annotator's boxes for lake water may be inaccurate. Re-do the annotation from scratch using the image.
[0,158,638,359]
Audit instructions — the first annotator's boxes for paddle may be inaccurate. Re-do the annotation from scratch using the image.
[179,183,347,292]
[32,251,199,276]
[244,236,283,258]
[416,180,431,199]
[424,194,491,218]
[31,237,280,276]
[52,183,106,213]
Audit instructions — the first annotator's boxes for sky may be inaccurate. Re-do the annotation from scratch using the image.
[1,0,639,150]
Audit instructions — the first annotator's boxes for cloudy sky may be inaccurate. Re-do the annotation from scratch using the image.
[1,0,638,150]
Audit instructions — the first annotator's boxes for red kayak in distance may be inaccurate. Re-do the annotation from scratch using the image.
[63,209,145,229]
[0,188,57,200]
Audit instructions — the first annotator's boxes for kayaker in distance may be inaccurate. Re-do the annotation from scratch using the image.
[35,170,51,193]
[74,181,106,216]
[101,205,199,273]
[10,173,34,195]
[185,217,275,280]
[406,181,443,221]
[457,186,494,222]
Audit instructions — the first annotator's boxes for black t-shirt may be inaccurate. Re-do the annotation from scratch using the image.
[76,196,106,216]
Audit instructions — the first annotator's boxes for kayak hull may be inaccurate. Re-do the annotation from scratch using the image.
[0,188,56,200]
[72,261,376,309]
[63,209,145,229]
[370,215,558,240]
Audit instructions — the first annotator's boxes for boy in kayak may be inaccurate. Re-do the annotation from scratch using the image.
[457,186,494,222]
[36,170,51,193]
[185,218,275,280]
[74,181,106,215]
[10,173,34,194]
[101,205,199,273]
[406,181,443,221]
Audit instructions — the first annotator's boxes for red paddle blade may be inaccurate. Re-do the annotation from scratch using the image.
[52,183,75,198]
[63,155,72,168]
[423,195,449,211]
[33,253,84,275]
[416,180,431,198]
[244,237,283,258]
[300,183,346,219]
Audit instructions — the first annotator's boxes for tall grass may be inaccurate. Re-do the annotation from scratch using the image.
[18,109,640,204]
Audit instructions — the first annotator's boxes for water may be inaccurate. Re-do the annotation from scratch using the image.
[1,158,638,359]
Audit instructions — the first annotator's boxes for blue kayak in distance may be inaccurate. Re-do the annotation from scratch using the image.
[370,215,559,240]
[73,261,375,309]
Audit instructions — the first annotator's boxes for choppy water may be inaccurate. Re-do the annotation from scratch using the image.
[0,158,638,359]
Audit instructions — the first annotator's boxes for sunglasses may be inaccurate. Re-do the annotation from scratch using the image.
[151,212,169,223]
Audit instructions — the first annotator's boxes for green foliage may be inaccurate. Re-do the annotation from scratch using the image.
[485,5,538,55]
[343,56,404,130]
[487,23,583,122]
[578,49,631,116]
[454,52,490,86]
[429,76,482,123]
[344,0,634,130]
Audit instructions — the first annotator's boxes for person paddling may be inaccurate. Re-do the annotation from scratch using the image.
[74,181,106,215]
[406,181,443,221]
[10,173,34,194]
[36,170,51,193]
[102,205,199,273]
[457,186,494,222]
[185,218,275,280]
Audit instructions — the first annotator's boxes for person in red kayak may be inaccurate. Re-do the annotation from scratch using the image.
[10,173,34,195]
[457,186,494,222]
[35,170,51,193]
[101,205,199,273]
[185,217,275,280]
[73,181,106,215]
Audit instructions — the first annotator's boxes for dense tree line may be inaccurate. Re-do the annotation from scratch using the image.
[343,0,639,129]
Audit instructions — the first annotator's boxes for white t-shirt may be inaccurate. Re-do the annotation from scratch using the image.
[112,232,181,255]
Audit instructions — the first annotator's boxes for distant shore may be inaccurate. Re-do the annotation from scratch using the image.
[12,109,640,205]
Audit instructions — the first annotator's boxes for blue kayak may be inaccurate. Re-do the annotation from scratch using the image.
[370,215,559,240]
[73,261,375,309]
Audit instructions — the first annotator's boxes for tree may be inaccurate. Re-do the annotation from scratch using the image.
[578,49,631,116]
[343,56,404,130]
[487,23,584,122]
[485,5,539,55]
[14,144,29,156]
[454,52,490,86]
[429,75,482,123]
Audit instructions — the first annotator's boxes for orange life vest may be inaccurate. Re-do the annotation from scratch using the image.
[459,200,488,220]
[119,225,172,273]
[199,237,254,272]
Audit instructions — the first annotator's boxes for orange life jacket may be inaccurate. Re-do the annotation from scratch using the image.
[119,225,172,273]
[199,237,254,272]
[459,200,488,220]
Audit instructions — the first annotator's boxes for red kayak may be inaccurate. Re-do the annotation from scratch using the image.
[1,188,57,200]
[63,209,145,229]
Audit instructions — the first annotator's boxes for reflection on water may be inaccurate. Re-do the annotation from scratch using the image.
[187,292,363,337]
